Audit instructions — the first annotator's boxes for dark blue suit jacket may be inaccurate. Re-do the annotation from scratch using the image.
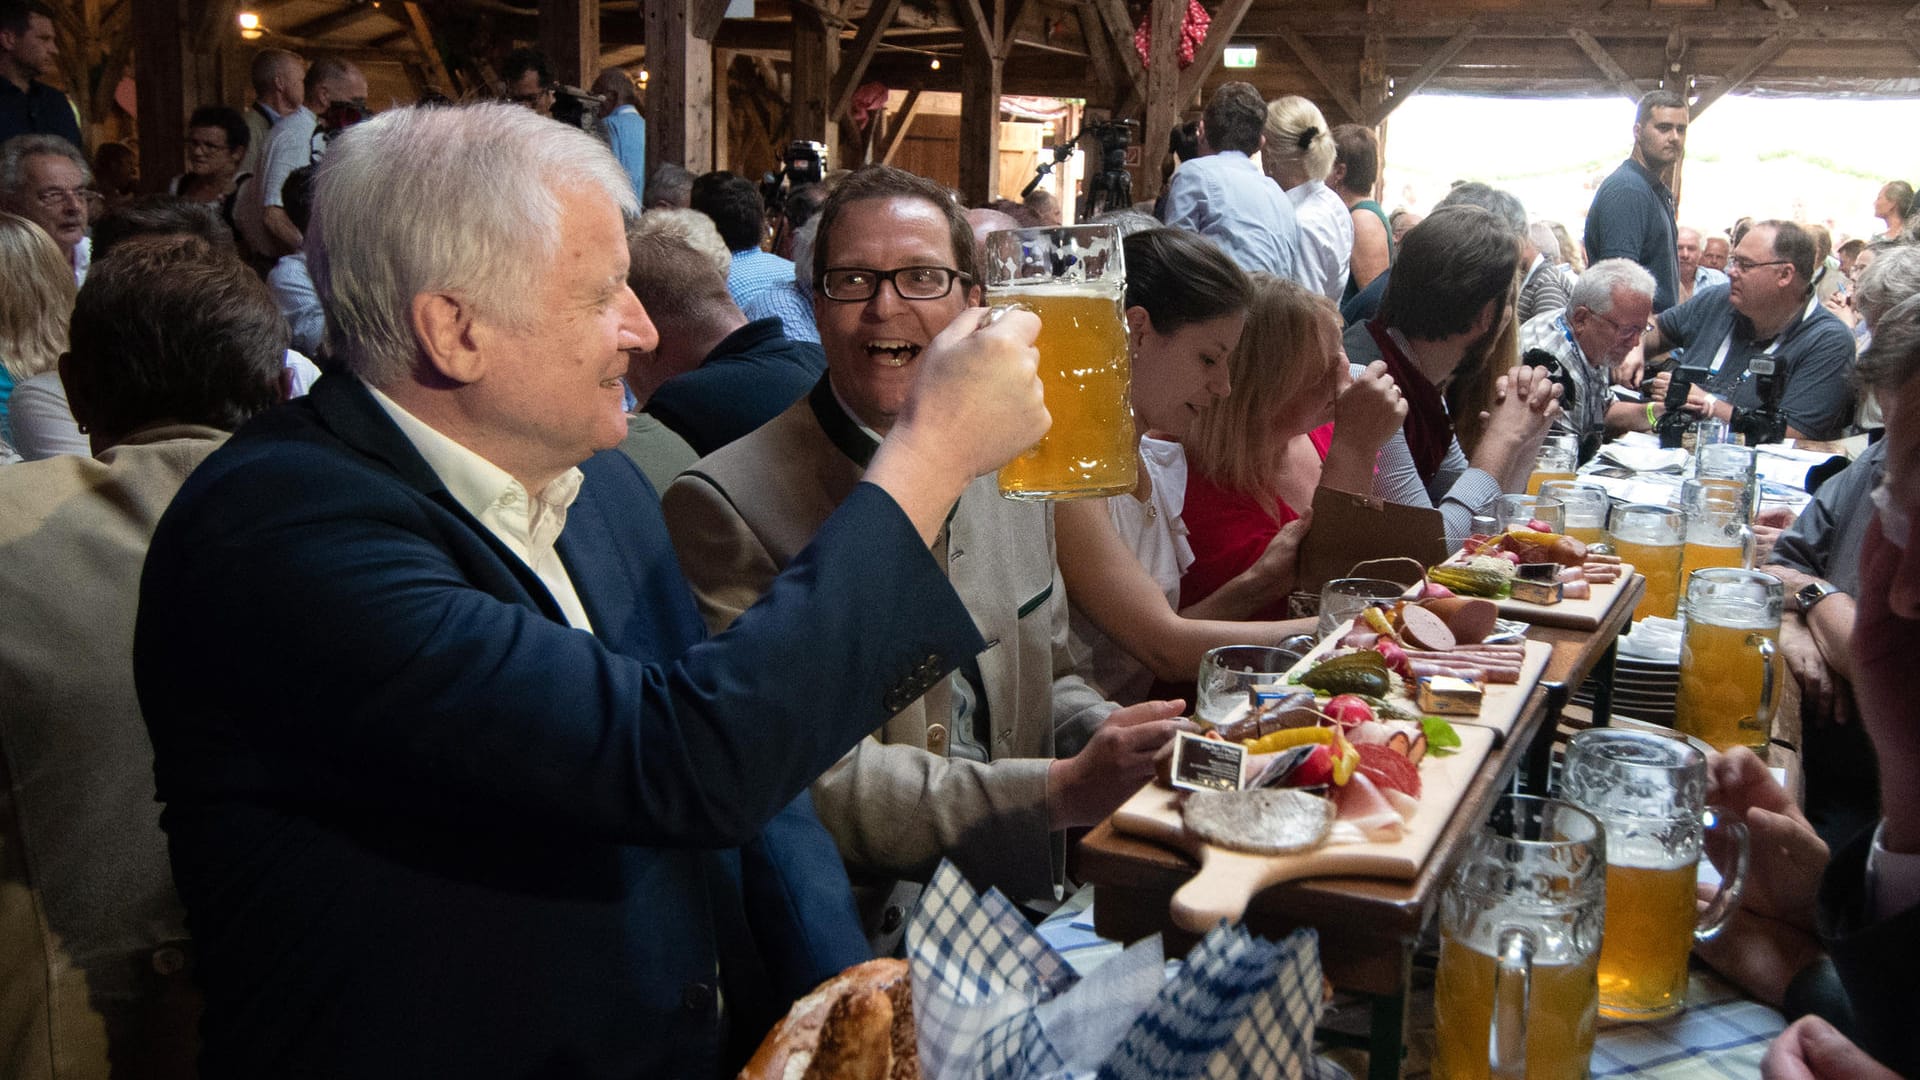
[644,317,827,457]
[133,375,985,1078]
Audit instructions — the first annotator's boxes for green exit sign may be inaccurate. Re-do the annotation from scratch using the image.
[1223,46,1257,68]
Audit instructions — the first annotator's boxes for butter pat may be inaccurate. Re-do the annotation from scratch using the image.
[1509,577,1564,605]
[1417,675,1484,716]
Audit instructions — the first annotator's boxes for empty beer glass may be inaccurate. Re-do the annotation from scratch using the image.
[1610,504,1686,621]
[985,226,1135,500]
[1433,795,1605,1080]
[1694,442,1759,521]
[1195,645,1300,727]
[1494,493,1566,536]
[1539,481,1611,547]
[1560,728,1749,1021]
[1315,577,1405,641]
[1674,569,1783,752]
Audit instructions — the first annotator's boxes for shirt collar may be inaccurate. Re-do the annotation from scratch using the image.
[810,373,883,467]
[364,383,586,555]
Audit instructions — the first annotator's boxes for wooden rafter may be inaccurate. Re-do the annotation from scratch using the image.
[1754,0,1799,19]
[1368,23,1474,125]
[283,4,391,41]
[691,0,733,40]
[402,1,456,94]
[1175,0,1256,105]
[828,0,902,122]
[1688,32,1791,116]
[1274,28,1362,123]
[1568,28,1645,102]
[1075,5,1120,102]
[876,87,923,165]
[1090,0,1147,105]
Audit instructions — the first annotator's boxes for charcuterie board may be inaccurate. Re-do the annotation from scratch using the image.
[1110,724,1497,932]
[1283,619,1551,740]
[1417,554,1639,631]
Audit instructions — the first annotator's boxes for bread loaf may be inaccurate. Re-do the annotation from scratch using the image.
[738,958,920,1080]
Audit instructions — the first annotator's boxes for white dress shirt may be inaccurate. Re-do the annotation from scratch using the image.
[1285,179,1354,302]
[366,384,596,632]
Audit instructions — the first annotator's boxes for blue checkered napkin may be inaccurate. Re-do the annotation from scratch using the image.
[1097,925,1328,1080]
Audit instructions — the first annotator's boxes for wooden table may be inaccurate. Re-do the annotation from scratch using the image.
[1075,574,1645,1080]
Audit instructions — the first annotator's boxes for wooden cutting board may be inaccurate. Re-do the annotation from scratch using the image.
[1286,622,1552,740]
[1421,558,1640,630]
[1110,724,1497,933]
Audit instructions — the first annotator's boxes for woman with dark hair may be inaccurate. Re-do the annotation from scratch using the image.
[1875,180,1913,241]
[1328,123,1391,299]
[1179,275,1406,618]
[1055,229,1300,702]
[171,105,250,207]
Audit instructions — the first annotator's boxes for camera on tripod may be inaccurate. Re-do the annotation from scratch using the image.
[761,140,828,218]
[1080,119,1136,218]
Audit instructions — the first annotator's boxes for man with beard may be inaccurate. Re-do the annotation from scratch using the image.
[1585,90,1687,312]
[1345,205,1563,551]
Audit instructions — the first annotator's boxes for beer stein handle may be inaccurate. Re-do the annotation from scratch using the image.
[1752,634,1777,735]
[1695,806,1750,942]
[1489,926,1534,1080]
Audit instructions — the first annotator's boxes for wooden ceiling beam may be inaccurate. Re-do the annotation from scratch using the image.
[1175,0,1255,105]
[876,86,923,164]
[1368,22,1473,125]
[1568,27,1646,102]
[1232,9,1886,41]
[283,4,393,41]
[1090,0,1148,111]
[829,0,902,121]
[1688,32,1792,117]
[402,1,456,93]
[1274,28,1362,123]
[1075,4,1119,103]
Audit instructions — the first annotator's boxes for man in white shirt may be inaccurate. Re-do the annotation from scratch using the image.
[239,48,303,179]
[234,56,363,261]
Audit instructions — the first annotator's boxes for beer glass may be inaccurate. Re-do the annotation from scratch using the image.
[1433,795,1605,1080]
[1674,569,1783,752]
[1674,483,1751,615]
[1526,434,1580,495]
[1560,729,1749,1021]
[1196,645,1300,727]
[1494,494,1565,536]
[1540,481,1611,546]
[1315,577,1404,641]
[1609,504,1685,621]
[985,226,1135,500]
[1694,442,1759,521]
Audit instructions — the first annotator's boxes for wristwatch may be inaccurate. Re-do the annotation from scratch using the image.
[1795,579,1842,613]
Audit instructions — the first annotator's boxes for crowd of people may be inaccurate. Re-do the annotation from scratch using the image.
[0,3,1915,1073]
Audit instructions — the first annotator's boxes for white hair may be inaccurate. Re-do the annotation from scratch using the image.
[0,134,90,195]
[630,208,730,280]
[308,103,639,386]
[1568,258,1655,316]
[1527,221,1560,262]
[790,216,820,296]
[1261,96,1335,182]
[1853,244,1920,331]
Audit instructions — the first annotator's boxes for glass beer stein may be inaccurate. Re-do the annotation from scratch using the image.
[1674,568,1783,752]
[1560,728,1749,1021]
[1527,434,1580,495]
[1693,442,1759,521]
[1433,795,1605,1080]
[1494,493,1565,536]
[984,225,1136,500]
[1539,481,1612,547]
[1674,482,1752,616]
[1609,504,1686,622]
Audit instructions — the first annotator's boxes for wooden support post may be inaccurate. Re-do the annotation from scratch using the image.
[954,0,1002,205]
[1090,0,1146,115]
[644,0,715,180]
[1568,29,1644,103]
[876,87,922,165]
[133,0,190,189]
[829,0,901,123]
[1139,0,1180,204]
[1688,33,1790,118]
[1357,31,1388,126]
[539,0,600,90]
[1175,0,1256,109]
[789,1,839,144]
[1274,28,1363,125]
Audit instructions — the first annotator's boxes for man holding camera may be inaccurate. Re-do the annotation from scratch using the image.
[1644,219,1856,442]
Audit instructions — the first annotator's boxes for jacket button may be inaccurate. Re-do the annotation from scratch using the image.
[880,906,904,933]
[926,722,948,754]
[681,982,718,1014]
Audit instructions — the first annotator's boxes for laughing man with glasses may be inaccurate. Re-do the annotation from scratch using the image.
[1643,219,1858,442]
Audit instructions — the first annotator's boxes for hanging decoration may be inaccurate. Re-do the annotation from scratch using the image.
[1133,0,1211,69]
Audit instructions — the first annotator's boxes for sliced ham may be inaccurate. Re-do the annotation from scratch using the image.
[1331,773,1406,842]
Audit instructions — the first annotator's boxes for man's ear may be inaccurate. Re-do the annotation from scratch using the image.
[966,281,984,307]
[410,292,486,385]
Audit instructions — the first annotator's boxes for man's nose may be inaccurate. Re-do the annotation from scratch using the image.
[620,288,659,353]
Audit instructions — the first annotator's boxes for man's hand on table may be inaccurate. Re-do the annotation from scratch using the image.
[1046,701,1194,830]
[1763,1016,1902,1080]
[1777,617,1852,728]
[1749,506,1798,570]
[1644,370,1723,421]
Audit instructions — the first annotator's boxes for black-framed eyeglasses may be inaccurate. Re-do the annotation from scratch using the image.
[1728,256,1790,275]
[819,265,971,302]
[504,87,554,106]
[1587,308,1649,345]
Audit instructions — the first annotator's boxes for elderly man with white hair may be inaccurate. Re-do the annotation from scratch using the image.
[1517,257,1656,459]
[132,103,1049,1078]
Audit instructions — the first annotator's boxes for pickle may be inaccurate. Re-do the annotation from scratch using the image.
[1298,651,1393,697]
[1427,564,1513,599]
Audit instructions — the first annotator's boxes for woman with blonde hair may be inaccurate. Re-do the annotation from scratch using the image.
[0,212,77,447]
[1262,96,1351,303]
[1180,274,1407,618]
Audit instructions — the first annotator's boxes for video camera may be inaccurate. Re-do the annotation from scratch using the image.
[761,140,828,218]
[1019,119,1136,220]
[549,86,605,132]
[1655,367,1702,449]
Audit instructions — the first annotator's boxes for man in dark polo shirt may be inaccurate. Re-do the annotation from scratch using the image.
[1644,219,1856,441]
[1585,90,1686,312]
[0,1,79,149]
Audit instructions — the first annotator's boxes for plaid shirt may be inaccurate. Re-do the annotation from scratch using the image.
[1519,308,1612,455]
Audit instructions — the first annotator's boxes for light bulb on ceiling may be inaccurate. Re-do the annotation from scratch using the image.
[930,57,941,70]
